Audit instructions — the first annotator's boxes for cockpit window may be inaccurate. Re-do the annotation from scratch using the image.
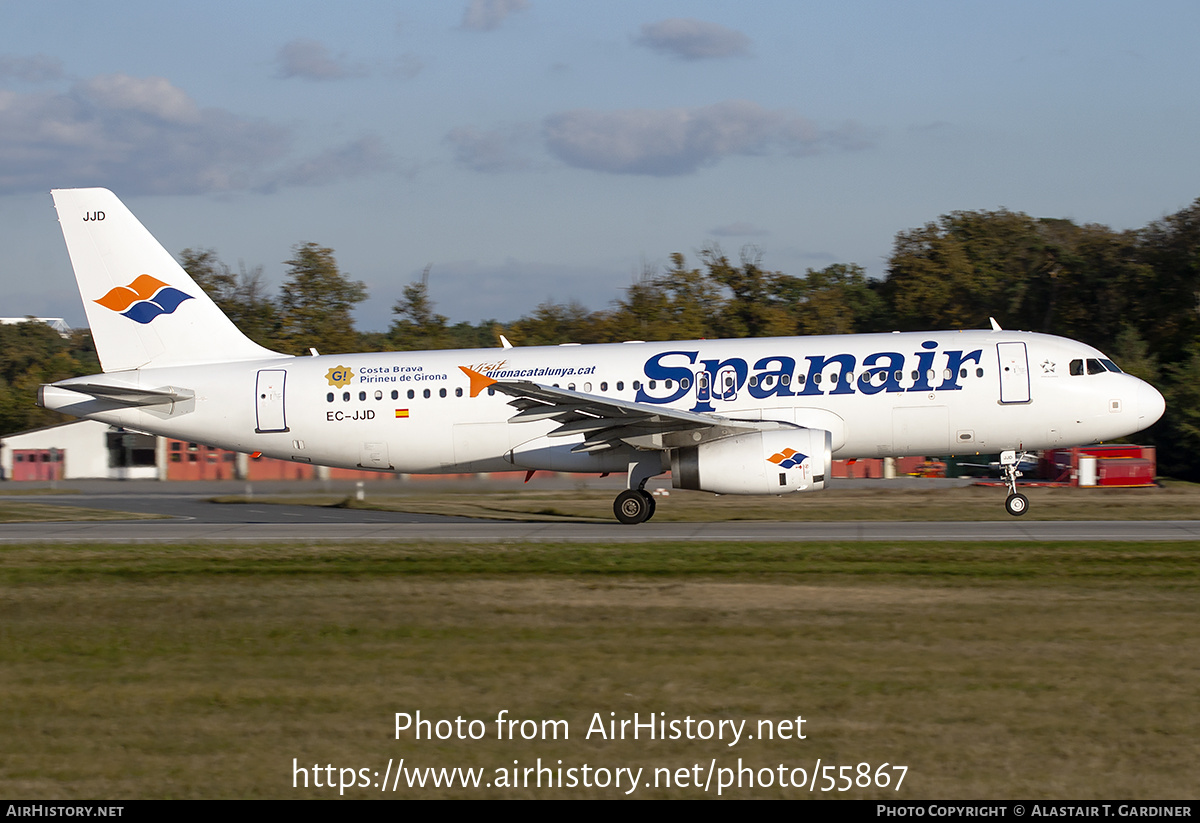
[1072,357,1123,376]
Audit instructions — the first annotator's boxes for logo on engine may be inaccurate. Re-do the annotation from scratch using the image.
[94,275,193,324]
[767,448,807,469]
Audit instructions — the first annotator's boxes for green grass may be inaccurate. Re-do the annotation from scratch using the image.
[2,541,1199,798]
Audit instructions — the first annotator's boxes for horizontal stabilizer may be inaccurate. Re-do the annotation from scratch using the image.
[48,381,193,407]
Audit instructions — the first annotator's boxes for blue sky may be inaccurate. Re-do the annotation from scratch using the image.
[1,0,1197,332]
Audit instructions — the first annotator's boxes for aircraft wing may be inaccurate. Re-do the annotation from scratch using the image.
[459,367,793,453]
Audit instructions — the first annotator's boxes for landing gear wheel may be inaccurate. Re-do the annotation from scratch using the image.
[614,490,651,524]
[640,490,656,522]
[1005,492,1029,517]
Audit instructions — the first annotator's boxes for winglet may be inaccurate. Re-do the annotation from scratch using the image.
[459,366,498,398]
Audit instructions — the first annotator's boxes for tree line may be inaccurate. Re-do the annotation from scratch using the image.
[3,198,1198,477]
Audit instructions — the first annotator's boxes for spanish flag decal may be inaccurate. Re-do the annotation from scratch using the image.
[395,409,410,418]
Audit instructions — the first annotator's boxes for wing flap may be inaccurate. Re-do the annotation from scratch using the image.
[460,366,797,453]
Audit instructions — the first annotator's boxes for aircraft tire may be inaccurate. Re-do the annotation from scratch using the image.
[615,490,651,524]
[1004,492,1029,517]
[641,490,657,522]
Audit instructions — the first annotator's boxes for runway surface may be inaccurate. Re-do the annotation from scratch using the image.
[1,482,1198,542]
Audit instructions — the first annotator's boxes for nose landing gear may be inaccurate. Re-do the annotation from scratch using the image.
[1000,450,1032,516]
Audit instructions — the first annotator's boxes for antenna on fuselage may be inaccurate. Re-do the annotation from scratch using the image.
[989,317,1003,331]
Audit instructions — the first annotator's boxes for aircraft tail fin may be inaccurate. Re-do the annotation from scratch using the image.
[51,188,285,373]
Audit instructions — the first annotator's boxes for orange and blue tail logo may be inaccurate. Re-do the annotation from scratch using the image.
[94,275,193,324]
[767,448,807,469]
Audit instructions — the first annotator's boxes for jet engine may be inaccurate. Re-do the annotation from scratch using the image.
[670,428,832,495]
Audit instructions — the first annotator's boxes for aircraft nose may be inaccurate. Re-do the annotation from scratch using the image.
[1136,379,1166,427]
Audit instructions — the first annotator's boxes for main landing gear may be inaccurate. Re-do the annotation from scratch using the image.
[614,456,664,525]
[999,450,1031,517]
[614,489,656,524]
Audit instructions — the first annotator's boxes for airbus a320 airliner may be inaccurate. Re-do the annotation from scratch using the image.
[38,189,1165,523]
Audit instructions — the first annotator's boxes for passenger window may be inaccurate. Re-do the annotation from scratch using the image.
[943,369,952,380]
[664,379,672,389]
[326,393,334,402]
[568,383,576,391]
[584,382,592,392]
[975,368,984,377]
[959,368,967,379]
[814,373,822,384]
[782,374,790,385]
[456,388,463,397]
[647,381,655,389]
[910,370,918,381]
[359,391,366,401]
[748,376,759,387]
[633,381,641,390]
[617,381,625,391]
[893,371,902,382]
[1070,359,1084,376]
[375,390,383,400]
[408,389,415,399]
[342,392,350,402]
[423,389,431,398]
[681,377,691,389]
[439,388,447,398]
[600,382,608,391]
[391,390,399,400]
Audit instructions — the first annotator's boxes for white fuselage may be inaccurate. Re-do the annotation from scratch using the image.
[43,329,1165,477]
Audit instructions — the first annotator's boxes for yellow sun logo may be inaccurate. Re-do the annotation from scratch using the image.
[325,366,354,388]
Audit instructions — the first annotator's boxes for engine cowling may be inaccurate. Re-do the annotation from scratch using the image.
[670,428,832,495]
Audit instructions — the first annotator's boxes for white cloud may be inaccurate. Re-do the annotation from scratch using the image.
[445,125,534,172]
[0,74,287,195]
[543,100,877,176]
[0,54,64,83]
[276,39,364,81]
[0,73,392,196]
[635,19,750,60]
[392,53,425,80]
[460,0,529,32]
[271,136,394,188]
[710,222,770,237]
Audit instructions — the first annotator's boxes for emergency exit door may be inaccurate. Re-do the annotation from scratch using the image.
[255,369,289,432]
